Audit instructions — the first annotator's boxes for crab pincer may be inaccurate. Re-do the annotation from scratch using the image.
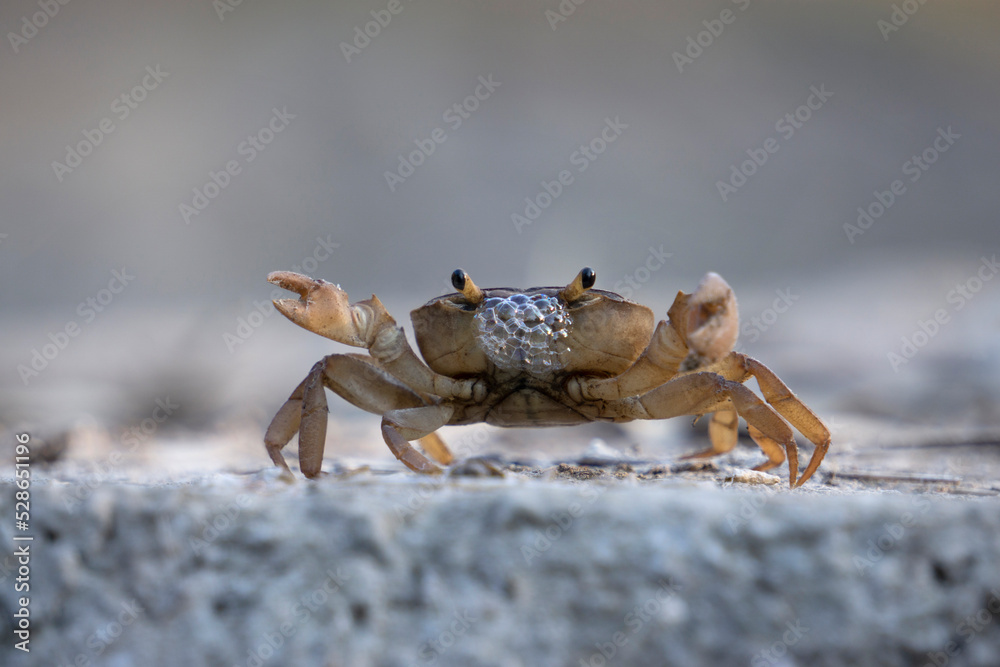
[678,272,740,369]
[268,271,382,348]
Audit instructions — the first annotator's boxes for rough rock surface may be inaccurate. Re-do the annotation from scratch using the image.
[3,472,999,667]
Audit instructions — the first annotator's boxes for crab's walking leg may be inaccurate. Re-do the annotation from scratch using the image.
[709,405,739,454]
[264,376,307,476]
[264,357,333,478]
[418,432,454,466]
[612,372,800,487]
[681,402,739,460]
[748,425,798,482]
[297,360,332,477]
[381,405,455,474]
[265,353,431,478]
[680,403,799,483]
[263,358,332,478]
[712,353,829,486]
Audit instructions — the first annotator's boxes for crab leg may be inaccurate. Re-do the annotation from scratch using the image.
[680,401,799,483]
[710,352,830,486]
[681,402,739,460]
[264,375,307,476]
[265,353,433,478]
[611,371,801,487]
[381,404,456,474]
[748,425,798,482]
[264,359,330,478]
[298,359,332,477]
[417,432,454,466]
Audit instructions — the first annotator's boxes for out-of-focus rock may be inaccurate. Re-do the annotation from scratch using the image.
[2,476,999,667]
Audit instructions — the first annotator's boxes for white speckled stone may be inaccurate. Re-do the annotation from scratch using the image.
[2,477,999,667]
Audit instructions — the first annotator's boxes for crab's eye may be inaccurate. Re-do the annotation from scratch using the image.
[559,267,597,303]
[451,269,467,291]
[451,268,484,304]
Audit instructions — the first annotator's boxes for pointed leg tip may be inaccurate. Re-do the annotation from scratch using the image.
[793,470,817,488]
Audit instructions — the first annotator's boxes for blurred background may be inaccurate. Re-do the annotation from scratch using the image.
[1,0,999,474]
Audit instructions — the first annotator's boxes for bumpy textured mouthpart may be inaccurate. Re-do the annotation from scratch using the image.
[475,294,572,371]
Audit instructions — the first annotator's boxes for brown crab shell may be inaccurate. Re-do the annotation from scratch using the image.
[410,287,655,380]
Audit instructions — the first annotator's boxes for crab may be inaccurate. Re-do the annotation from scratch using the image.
[264,268,830,487]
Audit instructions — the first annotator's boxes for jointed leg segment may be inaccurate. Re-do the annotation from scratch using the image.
[381,405,456,474]
[606,361,822,487]
[711,352,829,486]
[265,353,445,478]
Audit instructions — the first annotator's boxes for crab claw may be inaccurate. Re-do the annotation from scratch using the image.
[670,272,739,368]
[268,271,385,348]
